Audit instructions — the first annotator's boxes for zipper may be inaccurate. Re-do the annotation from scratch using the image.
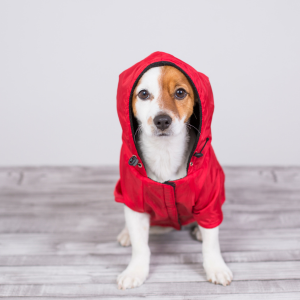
[164,181,181,228]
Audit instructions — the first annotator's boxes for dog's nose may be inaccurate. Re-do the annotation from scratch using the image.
[153,115,172,131]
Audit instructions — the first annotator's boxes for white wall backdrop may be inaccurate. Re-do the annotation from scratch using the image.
[0,0,299,166]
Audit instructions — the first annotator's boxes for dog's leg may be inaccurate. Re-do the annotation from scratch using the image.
[199,225,233,286]
[117,206,150,290]
[117,225,173,247]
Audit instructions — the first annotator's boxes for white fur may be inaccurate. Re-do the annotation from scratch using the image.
[117,67,233,289]
[139,129,191,182]
[200,226,233,286]
[117,206,150,289]
[134,67,161,137]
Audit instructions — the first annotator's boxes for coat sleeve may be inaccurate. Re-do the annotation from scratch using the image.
[192,161,226,229]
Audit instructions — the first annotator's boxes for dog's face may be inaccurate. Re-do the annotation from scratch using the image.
[132,66,196,137]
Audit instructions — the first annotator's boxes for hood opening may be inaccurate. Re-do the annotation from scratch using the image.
[129,61,202,175]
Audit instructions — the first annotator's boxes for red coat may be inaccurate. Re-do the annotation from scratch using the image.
[114,52,225,229]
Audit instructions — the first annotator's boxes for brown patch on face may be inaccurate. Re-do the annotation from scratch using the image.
[147,116,153,125]
[159,66,196,122]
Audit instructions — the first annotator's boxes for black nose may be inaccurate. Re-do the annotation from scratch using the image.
[153,115,172,131]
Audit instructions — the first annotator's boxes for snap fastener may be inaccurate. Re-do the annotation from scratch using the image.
[190,162,193,166]
[138,163,142,168]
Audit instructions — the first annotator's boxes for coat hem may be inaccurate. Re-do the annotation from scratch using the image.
[194,214,223,229]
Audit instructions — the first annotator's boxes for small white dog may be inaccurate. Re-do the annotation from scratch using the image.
[115,61,233,290]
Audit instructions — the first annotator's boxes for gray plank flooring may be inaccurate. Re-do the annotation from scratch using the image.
[0,166,299,299]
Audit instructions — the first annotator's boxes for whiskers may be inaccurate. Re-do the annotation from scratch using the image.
[133,123,200,141]
[186,123,201,135]
[134,125,142,143]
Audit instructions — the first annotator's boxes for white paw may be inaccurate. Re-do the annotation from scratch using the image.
[117,266,148,290]
[204,260,233,286]
[117,227,131,247]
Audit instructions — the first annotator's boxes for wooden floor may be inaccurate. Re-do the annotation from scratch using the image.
[0,166,300,299]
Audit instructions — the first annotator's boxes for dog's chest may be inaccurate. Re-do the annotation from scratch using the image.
[138,130,194,183]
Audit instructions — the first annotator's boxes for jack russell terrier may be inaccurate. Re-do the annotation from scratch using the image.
[114,52,233,290]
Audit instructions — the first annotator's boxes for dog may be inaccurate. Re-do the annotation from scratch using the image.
[114,52,233,290]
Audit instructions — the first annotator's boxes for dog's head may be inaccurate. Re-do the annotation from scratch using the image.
[132,66,196,137]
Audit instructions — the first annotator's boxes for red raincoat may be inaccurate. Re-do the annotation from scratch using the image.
[114,52,225,229]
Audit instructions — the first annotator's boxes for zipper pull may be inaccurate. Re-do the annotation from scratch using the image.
[194,137,209,158]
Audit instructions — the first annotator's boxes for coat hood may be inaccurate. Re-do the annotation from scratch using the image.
[115,52,225,230]
[116,51,215,177]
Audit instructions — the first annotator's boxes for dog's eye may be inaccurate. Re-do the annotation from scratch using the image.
[175,88,187,100]
[138,90,150,100]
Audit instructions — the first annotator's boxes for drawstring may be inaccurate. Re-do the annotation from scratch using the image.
[194,137,209,158]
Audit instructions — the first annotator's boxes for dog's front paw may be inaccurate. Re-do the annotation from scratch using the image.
[117,265,148,290]
[204,260,233,286]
